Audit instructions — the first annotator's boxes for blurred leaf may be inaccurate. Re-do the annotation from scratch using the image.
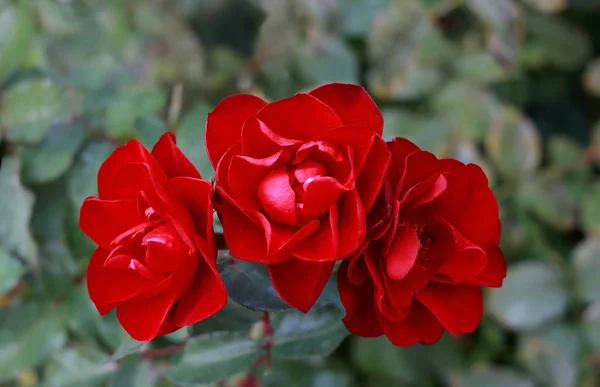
[189,300,261,336]
[108,356,153,387]
[221,260,290,312]
[583,303,600,352]
[433,82,501,141]
[584,58,600,97]
[135,115,168,149]
[582,183,600,237]
[298,36,359,85]
[19,124,86,184]
[489,261,568,331]
[1,79,69,144]
[521,0,568,13]
[67,140,115,210]
[521,13,591,70]
[485,106,542,179]
[37,0,82,36]
[572,239,600,303]
[263,360,353,387]
[453,366,534,387]
[0,154,38,268]
[105,88,166,139]
[381,109,448,155]
[0,249,24,294]
[176,103,214,179]
[0,302,67,382]
[455,51,510,83]
[547,135,586,171]
[272,304,349,359]
[341,0,391,37]
[0,0,35,81]
[366,0,451,100]
[110,332,146,361]
[164,331,259,384]
[43,347,116,387]
[518,325,580,387]
[519,182,575,231]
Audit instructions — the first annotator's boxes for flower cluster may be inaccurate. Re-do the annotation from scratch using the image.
[80,83,506,343]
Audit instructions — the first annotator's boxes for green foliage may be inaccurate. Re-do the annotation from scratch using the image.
[1,0,600,385]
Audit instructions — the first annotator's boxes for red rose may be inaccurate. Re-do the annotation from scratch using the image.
[337,138,506,346]
[80,133,227,341]
[206,83,390,312]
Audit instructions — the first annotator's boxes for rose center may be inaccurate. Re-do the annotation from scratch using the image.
[414,225,433,265]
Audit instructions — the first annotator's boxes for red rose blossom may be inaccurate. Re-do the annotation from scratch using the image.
[337,138,506,346]
[206,83,391,312]
[80,133,227,341]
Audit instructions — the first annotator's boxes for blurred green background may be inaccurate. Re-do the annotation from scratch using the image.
[2,0,600,386]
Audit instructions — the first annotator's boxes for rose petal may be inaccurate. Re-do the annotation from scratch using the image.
[151,132,201,179]
[258,167,298,226]
[397,151,439,199]
[255,213,320,260]
[206,94,267,168]
[377,300,444,346]
[356,135,391,214]
[416,283,483,336]
[142,225,190,273]
[338,260,383,337]
[291,206,338,261]
[337,190,366,258]
[467,244,506,287]
[399,174,447,213]
[378,265,428,321]
[299,176,346,221]
[294,141,349,183]
[268,260,335,312]
[241,116,300,158]
[80,198,143,250]
[345,245,370,285]
[314,125,376,174]
[386,138,421,190]
[385,224,419,281]
[256,93,343,140]
[309,83,384,136]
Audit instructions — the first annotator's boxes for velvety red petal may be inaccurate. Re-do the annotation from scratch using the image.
[291,206,338,262]
[400,174,447,213]
[366,182,394,240]
[299,176,346,221]
[80,198,143,250]
[255,213,320,259]
[416,283,483,336]
[314,125,375,174]
[214,197,268,262]
[397,151,439,199]
[241,116,300,158]
[338,260,383,337]
[174,257,227,326]
[206,94,267,168]
[152,132,201,179]
[386,138,421,190]
[294,141,349,183]
[336,190,366,258]
[379,300,444,346]
[258,167,298,226]
[256,93,343,141]
[142,225,189,273]
[378,265,428,321]
[268,260,335,313]
[309,83,383,136]
[356,136,391,214]
[87,248,156,315]
[376,312,419,347]
[229,151,290,211]
[97,139,165,200]
[215,143,240,203]
[467,244,506,287]
[385,224,419,281]
[345,245,370,285]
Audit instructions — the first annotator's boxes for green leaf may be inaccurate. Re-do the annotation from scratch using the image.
[518,182,575,231]
[176,103,214,179]
[43,347,117,387]
[0,154,38,268]
[135,115,168,149]
[189,299,261,336]
[454,366,534,387]
[584,59,600,97]
[572,239,600,303]
[341,0,391,37]
[106,88,167,139]
[521,0,567,13]
[0,302,67,382]
[221,260,290,312]
[1,79,69,144]
[581,183,600,236]
[485,106,542,180]
[67,140,115,210]
[263,360,353,387]
[164,331,259,384]
[272,304,349,359]
[108,356,153,387]
[489,261,568,331]
[110,331,146,361]
[0,249,24,294]
[19,124,86,184]
[381,109,448,155]
[0,0,35,81]
[297,37,359,85]
[518,325,580,387]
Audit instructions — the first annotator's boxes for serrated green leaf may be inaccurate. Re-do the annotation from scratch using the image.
[164,331,259,384]
[221,260,290,312]
[19,124,86,184]
[1,79,69,144]
[189,300,261,337]
[0,0,35,81]
[0,155,38,268]
[0,303,67,382]
[272,305,348,359]
[489,261,568,331]
[43,347,116,387]
[0,249,24,294]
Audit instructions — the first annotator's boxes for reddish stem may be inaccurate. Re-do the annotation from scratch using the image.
[261,311,273,372]
[141,343,186,359]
